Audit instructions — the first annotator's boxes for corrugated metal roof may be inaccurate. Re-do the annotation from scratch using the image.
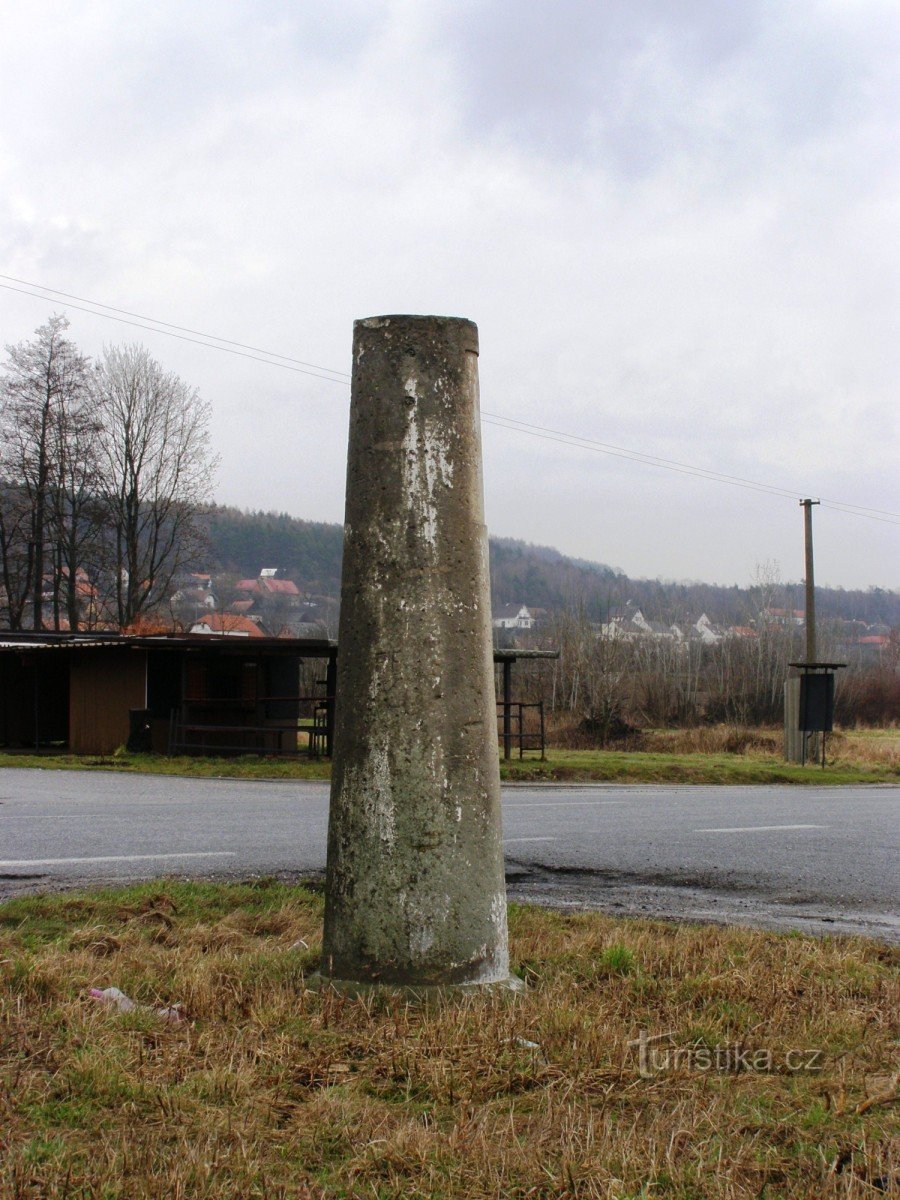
[0,631,336,654]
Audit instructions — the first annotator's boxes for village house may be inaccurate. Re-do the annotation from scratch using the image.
[601,608,681,641]
[492,604,535,631]
[235,569,302,606]
[190,613,270,638]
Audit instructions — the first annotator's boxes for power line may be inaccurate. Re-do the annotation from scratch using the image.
[819,503,900,527]
[3,273,896,525]
[480,414,900,524]
[0,280,349,385]
[0,273,351,380]
[481,413,799,499]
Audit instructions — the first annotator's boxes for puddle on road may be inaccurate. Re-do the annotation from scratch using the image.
[505,863,900,944]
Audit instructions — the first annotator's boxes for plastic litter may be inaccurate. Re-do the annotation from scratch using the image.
[90,986,136,1012]
[89,986,184,1023]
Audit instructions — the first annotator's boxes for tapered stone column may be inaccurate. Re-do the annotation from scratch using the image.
[319,315,519,994]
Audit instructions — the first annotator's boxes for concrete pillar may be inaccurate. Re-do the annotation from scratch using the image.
[784,675,803,762]
[320,315,520,994]
[784,673,820,764]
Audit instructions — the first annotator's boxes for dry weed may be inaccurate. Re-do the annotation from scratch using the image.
[1,882,897,1198]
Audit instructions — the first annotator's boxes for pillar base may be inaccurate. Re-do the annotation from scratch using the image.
[306,972,526,1002]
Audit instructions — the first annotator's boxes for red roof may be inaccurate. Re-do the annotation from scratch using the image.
[260,578,300,596]
[858,635,888,646]
[235,579,259,592]
[191,614,264,637]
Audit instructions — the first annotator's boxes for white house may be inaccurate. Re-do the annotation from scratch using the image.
[492,604,535,630]
[693,613,722,644]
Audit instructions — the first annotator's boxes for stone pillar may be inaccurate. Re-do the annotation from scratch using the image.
[320,315,519,993]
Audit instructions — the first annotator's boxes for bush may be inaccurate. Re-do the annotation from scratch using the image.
[835,669,900,727]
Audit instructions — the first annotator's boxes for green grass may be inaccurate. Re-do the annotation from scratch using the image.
[1,744,895,785]
[0,749,333,780]
[498,747,898,785]
[1,881,897,1198]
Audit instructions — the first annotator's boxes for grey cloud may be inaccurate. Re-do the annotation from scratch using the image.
[434,1,893,179]
[5,2,386,168]
[0,0,895,588]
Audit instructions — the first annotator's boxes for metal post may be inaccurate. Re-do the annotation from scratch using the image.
[325,651,337,757]
[503,658,512,761]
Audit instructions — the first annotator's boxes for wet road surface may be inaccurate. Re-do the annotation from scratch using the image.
[1,769,897,941]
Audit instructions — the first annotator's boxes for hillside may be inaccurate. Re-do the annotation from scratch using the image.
[203,505,899,627]
[204,507,344,596]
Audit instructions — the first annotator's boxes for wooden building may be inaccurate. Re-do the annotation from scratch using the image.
[0,634,555,760]
[0,632,336,757]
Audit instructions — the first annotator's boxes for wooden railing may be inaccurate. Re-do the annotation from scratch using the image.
[168,694,331,758]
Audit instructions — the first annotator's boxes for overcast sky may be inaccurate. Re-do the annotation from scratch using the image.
[1,0,897,590]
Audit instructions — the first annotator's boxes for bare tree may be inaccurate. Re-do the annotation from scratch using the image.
[94,345,217,628]
[0,315,91,629]
[548,606,631,743]
[47,381,107,629]
[0,479,33,629]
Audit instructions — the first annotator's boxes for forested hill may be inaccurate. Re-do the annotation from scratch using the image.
[203,506,899,627]
[205,507,344,595]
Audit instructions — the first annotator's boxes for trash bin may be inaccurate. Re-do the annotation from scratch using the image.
[127,708,153,753]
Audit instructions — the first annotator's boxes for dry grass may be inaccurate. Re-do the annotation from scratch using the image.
[640,726,899,768]
[1,882,898,1198]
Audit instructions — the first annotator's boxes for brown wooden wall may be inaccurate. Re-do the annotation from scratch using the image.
[69,650,147,754]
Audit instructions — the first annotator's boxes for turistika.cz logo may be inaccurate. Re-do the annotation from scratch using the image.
[627,1029,825,1079]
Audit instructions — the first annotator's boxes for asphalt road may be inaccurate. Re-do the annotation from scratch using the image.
[1,769,897,941]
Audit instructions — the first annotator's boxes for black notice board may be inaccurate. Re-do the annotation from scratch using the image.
[799,674,835,732]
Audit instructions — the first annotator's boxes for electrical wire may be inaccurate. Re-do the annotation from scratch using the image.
[2,273,896,525]
[481,413,800,499]
[481,413,900,524]
[0,280,349,385]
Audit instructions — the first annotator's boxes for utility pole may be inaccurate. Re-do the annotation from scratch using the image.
[800,499,820,663]
[786,499,842,765]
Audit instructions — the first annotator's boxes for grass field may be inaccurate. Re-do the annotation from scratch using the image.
[0,726,897,785]
[1,881,897,1198]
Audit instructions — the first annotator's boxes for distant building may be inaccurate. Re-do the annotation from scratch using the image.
[235,570,301,605]
[601,608,680,641]
[191,613,267,638]
[173,586,217,611]
[764,607,805,626]
[692,613,722,645]
[492,604,535,630]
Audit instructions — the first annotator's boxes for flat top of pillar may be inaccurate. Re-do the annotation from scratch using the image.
[355,314,478,338]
